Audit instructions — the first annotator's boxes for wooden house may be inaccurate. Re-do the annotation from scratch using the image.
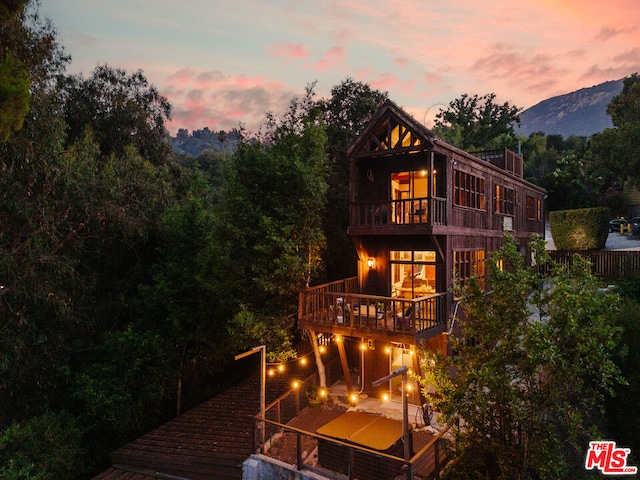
[299,99,546,403]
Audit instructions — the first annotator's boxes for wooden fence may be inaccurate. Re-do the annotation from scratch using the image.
[547,250,640,279]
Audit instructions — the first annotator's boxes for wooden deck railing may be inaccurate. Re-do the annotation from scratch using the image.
[350,197,447,227]
[299,278,449,341]
[547,250,640,278]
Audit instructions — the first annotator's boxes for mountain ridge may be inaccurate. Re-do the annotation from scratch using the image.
[516,78,624,138]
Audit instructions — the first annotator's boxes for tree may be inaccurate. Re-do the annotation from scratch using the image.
[521,132,601,212]
[59,65,173,163]
[0,0,30,142]
[590,73,640,188]
[0,0,69,144]
[219,86,329,360]
[418,235,623,479]
[0,411,84,479]
[434,93,521,150]
[0,53,30,142]
[317,78,387,281]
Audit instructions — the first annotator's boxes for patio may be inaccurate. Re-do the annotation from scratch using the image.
[258,378,451,480]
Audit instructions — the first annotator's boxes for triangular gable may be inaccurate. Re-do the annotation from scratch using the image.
[349,100,433,157]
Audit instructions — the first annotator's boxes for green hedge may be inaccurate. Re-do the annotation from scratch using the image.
[549,207,609,250]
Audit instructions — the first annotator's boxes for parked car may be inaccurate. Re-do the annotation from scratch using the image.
[630,217,640,235]
[609,218,629,233]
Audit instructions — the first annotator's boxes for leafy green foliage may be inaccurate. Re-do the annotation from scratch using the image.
[59,65,173,163]
[0,53,29,142]
[0,412,84,480]
[433,93,521,150]
[419,235,623,479]
[218,86,329,357]
[590,73,640,186]
[606,292,640,457]
[0,0,27,24]
[549,207,609,250]
[317,78,387,281]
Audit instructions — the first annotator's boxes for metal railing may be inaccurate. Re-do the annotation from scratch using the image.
[257,403,452,479]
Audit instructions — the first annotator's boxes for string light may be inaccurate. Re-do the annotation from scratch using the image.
[382,393,389,402]
[319,345,326,354]
[292,380,300,390]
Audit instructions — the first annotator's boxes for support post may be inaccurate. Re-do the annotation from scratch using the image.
[336,336,353,394]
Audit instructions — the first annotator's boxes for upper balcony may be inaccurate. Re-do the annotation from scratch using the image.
[298,277,450,344]
[349,196,447,232]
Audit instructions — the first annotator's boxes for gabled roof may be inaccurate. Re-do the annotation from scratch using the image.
[348,99,436,158]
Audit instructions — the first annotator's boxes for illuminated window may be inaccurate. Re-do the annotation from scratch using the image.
[494,184,515,215]
[390,250,436,298]
[391,171,430,224]
[453,169,485,210]
[454,250,486,288]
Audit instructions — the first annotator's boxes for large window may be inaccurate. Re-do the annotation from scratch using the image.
[454,250,486,288]
[391,171,429,200]
[494,184,516,215]
[526,194,542,220]
[391,171,431,223]
[390,250,436,299]
[454,169,485,210]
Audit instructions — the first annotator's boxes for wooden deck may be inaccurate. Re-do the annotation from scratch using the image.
[92,360,314,480]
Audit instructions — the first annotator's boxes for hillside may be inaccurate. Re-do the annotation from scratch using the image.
[517,78,624,138]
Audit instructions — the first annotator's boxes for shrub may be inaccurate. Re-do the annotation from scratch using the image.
[549,207,609,250]
[0,412,84,480]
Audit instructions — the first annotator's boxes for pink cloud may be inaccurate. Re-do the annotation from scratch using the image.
[266,42,311,60]
[309,46,346,71]
[162,68,296,136]
[393,56,409,67]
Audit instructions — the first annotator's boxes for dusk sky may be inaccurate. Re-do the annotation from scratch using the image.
[41,0,640,136]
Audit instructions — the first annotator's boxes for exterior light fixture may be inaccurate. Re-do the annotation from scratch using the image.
[367,258,375,269]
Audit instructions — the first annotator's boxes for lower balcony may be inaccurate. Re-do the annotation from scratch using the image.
[298,277,450,344]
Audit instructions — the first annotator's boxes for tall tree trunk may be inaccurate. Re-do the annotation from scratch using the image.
[308,329,326,388]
